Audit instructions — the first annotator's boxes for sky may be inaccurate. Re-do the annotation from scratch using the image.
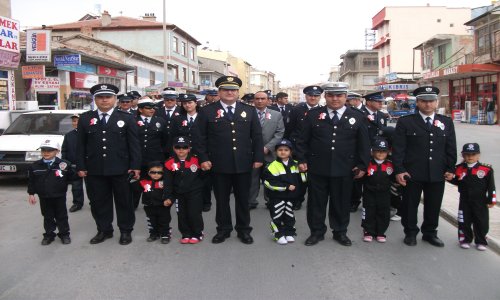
[11,0,489,87]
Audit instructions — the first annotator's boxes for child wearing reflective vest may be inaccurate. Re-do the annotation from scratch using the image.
[446,143,496,251]
[362,137,395,243]
[263,139,306,245]
[164,136,204,244]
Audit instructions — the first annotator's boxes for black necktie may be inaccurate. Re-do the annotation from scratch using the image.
[426,116,432,130]
[144,118,149,126]
[332,110,339,125]
[100,113,108,126]
[166,110,172,120]
[188,117,194,127]
[45,161,52,169]
[227,106,234,121]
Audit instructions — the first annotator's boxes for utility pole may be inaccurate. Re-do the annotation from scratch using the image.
[163,0,168,89]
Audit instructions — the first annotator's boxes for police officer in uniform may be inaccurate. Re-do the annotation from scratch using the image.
[128,90,142,111]
[154,88,182,137]
[76,84,141,245]
[131,97,169,208]
[285,85,323,210]
[117,93,136,114]
[194,76,264,244]
[203,89,219,106]
[392,86,456,247]
[295,82,370,246]
[346,92,365,111]
[169,94,199,154]
[241,93,255,105]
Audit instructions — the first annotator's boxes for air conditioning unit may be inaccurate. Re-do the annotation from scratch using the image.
[15,101,39,110]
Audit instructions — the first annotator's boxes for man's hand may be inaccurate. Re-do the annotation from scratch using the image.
[78,170,87,178]
[201,161,212,171]
[288,185,296,191]
[28,195,37,205]
[352,167,365,179]
[129,169,141,180]
[253,162,263,169]
[164,199,172,207]
[299,163,308,172]
[263,147,270,155]
[444,172,454,181]
[396,172,411,186]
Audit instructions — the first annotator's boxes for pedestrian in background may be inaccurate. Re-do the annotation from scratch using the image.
[485,98,496,125]
[61,113,85,213]
[446,143,496,251]
[28,140,73,245]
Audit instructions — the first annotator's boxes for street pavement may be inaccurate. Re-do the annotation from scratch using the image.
[0,121,499,299]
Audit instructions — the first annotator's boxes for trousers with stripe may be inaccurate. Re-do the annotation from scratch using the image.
[269,198,296,238]
[458,199,489,245]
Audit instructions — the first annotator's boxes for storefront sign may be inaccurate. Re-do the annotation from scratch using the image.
[0,16,19,53]
[168,81,184,87]
[33,77,60,89]
[443,66,458,76]
[70,72,98,89]
[57,62,96,74]
[0,50,20,69]
[26,30,51,62]
[376,84,418,91]
[54,54,81,66]
[385,72,398,82]
[97,66,125,78]
[21,65,45,79]
[422,70,440,80]
[8,70,16,110]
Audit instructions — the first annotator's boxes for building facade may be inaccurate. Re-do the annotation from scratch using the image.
[338,50,378,95]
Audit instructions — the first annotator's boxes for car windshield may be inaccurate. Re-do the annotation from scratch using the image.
[3,114,74,135]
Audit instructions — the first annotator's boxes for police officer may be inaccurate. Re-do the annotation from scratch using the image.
[346,92,365,111]
[131,97,169,208]
[347,92,366,213]
[194,75,264,244]
[362,91,388,141]
[128,90,142,111]
[169,94,199,154]
[392,86,457,247]
[117,93,136,114]
[295,82,370,246]
[285,85,323,210]
[154,88,181,137]
[204,89,219,106]
[241,93,255,105]
[269,92,293,120]
[76,84,141,245]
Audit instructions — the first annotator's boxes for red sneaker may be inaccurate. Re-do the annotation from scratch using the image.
[180,237,190,244]
[189,237,200,244]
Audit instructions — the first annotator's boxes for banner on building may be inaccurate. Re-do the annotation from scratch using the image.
[57,62,96,74]
[70,72,98,89]
[54,54,81,66]
[97,66,126,78]
[26,30,51,62]
[0,16,20,69]
[22,65,45,79]
[33,77,60,89]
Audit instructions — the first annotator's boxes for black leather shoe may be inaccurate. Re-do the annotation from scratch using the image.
[304,235,324,246]
[249,203,258,210]
[90,232,113,244]
[350,205,358,213]
[60,236,71,245]
[202,204,211,212]
[422,235,444,247]
[69,204,82,213]
[147,234,159,242]
[237,233,254,244]
[292,203,302,211]
[333,233,352,246]
[403,235,417,246]
[119,232,132,245]
[212,232,230,244]
[160,236,171,244]
[41,236,55,245]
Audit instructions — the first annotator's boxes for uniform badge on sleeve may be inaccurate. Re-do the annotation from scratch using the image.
[156,122,161,128]
[241,111,247,118]
[477,170,485,179]
[386,167,393,175]
[59,162,67,170]
[380,118,385,125]
[190,164,198,172]
[349,118,356,125]
[117,120,125,127]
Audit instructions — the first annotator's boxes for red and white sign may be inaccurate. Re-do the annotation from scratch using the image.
[0,16,20,53]
[22,65,45,79]
[0,50,20,69]
[70,72,99,89]
[33,77,60,89]
[97,66,125,78]
[26,30,51,62]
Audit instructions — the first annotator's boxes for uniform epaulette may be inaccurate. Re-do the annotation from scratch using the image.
[479,162,492,168]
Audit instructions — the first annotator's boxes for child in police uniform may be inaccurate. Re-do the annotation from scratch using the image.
[28,140,73,245]
[140,161,172,244]
[263,139,306,245]
[362,137,394,243]
[446,143,496,251]
[164,136,204,244]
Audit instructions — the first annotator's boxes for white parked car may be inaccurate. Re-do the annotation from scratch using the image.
[0,110,86,177]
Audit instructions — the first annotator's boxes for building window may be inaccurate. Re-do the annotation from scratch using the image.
[476,22,500,56]
[150,71,155,86]
[174,66,179,81]
[386,55,390,67]
[190,46,195,60]
[181,42,187,56]
[134,66,138,86]
[381,57,385,68]
[51,35,62,42]
[200,74,211,86]
[362,75,377,86]
[172,36,178,53]
[438,44,446,65]
[191,70,196,84]
[182,67,187,82]
[362,58,378,67]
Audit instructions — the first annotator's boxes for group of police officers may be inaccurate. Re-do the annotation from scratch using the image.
[75,76,455,247]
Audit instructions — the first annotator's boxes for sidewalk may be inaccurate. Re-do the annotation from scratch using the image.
[440,182,500,254]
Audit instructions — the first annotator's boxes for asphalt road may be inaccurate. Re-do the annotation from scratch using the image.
[1,122,499,299]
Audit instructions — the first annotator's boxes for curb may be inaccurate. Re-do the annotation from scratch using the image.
[440,208,500,255]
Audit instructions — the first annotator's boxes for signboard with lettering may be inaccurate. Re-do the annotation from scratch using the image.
[70,72,98,89]
[21,65,45,79]
[54,54,81,66]
[33,77,60,89]
[57,62,96,74]
[0,16,20,69]
[376,84,419,91]
[26,30,51,62]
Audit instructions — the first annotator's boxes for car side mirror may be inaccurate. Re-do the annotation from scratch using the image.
[0,129,4,135]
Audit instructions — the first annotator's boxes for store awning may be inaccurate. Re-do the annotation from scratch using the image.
[421,64,500,81]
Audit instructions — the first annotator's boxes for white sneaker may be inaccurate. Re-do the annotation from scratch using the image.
[276,236,288,245]
[285,236,295,243]
[390,215,401,221]
[476,244,487,251]
[460,243,470,249]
